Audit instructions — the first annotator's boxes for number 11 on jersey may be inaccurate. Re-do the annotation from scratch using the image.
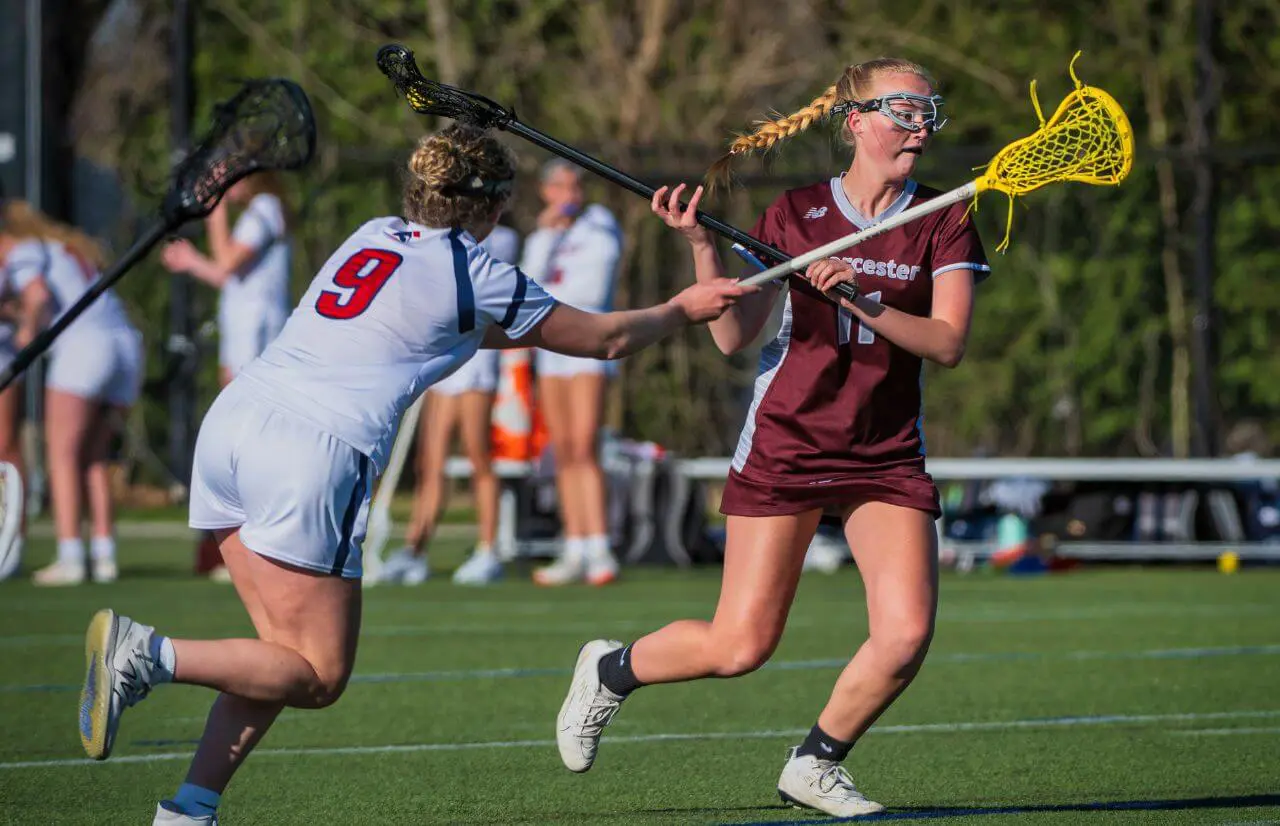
[838,290,881,345]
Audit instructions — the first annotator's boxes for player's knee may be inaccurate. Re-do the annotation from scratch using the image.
[872,619,934,677]
[295,659,354,709]
[306,672,351,709]
[711,634,777,677]
[561,440,595,467]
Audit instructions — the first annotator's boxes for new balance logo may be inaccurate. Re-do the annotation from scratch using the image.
[803,207,829,220]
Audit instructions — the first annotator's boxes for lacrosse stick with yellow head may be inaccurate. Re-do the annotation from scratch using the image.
[740,52,1134,288]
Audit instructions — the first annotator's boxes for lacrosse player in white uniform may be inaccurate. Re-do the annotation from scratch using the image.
[161,171,293,580]
[382,223,522,586]
[161,172,292,386]
[0,201,142,586]
[0,197,57,581]
[78,125,752,825]
[521,159,624,586]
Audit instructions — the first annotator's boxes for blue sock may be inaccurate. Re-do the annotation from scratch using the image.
[172,783,220,817]
[148,635,176,684]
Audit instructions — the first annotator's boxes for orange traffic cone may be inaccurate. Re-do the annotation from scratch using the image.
[492,349,542,461]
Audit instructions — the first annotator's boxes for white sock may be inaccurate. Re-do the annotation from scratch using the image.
[148,634,176,684]
[56,538,85,567]
[171,783,220,817]
[586,534,612,560]
[90,535,116,563]
[564,536,587,563]
[474,542,494,557]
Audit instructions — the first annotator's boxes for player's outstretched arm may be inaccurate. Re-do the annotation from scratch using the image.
[651,183,780,356]
[483,278,754,359]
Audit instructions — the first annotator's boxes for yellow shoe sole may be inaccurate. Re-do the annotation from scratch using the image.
[79,608,116,760]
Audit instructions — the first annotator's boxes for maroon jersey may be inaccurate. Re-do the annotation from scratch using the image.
[723,177,989,517]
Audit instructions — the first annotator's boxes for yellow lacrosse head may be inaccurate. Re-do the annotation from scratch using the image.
[973,52,1135,250]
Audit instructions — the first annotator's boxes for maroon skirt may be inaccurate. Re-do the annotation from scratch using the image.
[719,467,940,519]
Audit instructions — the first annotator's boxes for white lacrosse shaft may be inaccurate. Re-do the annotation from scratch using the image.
[363,393,425,585]
[738,181,979,288]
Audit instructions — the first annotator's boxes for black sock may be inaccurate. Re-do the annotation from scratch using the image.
[597,643,644,696]
[795,723,854,762]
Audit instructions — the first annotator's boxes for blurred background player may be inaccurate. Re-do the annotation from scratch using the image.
[380,222,522,586]
[521,159,623,586]
[161,171,293,579]
[0,200,143,586]
[76,124,748,825]
[555,58,989,819]
[0,196,55,580]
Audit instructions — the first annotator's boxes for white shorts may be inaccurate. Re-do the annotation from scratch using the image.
[535,349,616,379]
[219,306,286,376]
[431,349,499,396]
[47,327,143,407]
[189,380,372,578]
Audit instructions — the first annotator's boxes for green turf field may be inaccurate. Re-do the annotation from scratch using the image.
[2,531,1278,824]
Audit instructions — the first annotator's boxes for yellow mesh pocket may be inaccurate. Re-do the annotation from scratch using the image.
[973,52,1135,250]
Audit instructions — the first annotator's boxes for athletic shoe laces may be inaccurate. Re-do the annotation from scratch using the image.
[576,691,621,736]
[816,762,861,797]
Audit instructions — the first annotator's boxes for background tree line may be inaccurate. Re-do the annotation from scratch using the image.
[54,0,1280,488]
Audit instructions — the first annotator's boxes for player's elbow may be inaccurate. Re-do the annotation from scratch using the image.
[709,326,752,356]
[933,341,965,369]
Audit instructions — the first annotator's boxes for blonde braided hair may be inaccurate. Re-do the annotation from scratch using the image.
[706,58,937,189]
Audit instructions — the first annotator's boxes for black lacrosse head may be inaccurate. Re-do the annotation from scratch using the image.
[376,44,513,129]
[163,78,316,223]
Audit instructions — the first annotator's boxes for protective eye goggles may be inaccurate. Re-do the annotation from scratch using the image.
[832,93,948,133]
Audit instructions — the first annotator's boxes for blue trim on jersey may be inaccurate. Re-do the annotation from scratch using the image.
[499,269,529,330]
[332,453,370,576]
[448,229,476,334]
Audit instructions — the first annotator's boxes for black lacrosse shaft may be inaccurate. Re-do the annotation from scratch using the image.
[0,221,173,393]
[502,120,857,301]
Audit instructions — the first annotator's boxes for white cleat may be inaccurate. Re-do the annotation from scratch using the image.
[556,639,626,772]
[154,802,218,824]
[777,746,886,818]
[91,558,119,584]
[34,560,86,587]
[400,554,430,586]
[533,552,585,587]
[452,551,502,585]
[80,608,160,760]
[802,532,848,574]
[380,547,429,585]
[584,546,620,587]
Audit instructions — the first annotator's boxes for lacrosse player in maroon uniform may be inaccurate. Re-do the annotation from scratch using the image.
[555,57,989,818]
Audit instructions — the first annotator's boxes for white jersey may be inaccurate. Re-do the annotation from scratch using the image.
[483,224,521,265]
[519,203,621,312]
[236,217,557,472]
[219,193,291,327]
[5,238,134,337]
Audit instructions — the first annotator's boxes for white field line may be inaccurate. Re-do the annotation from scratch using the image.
[2,709,1278,771]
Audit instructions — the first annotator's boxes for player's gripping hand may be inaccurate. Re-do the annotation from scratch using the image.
[160,239,202,273]
[805,257,859,306]
[651,183,713,248]
[667,278,757,323]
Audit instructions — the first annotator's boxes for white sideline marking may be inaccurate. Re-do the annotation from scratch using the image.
[2,709,1277,771]
[1172,727,1280,736]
